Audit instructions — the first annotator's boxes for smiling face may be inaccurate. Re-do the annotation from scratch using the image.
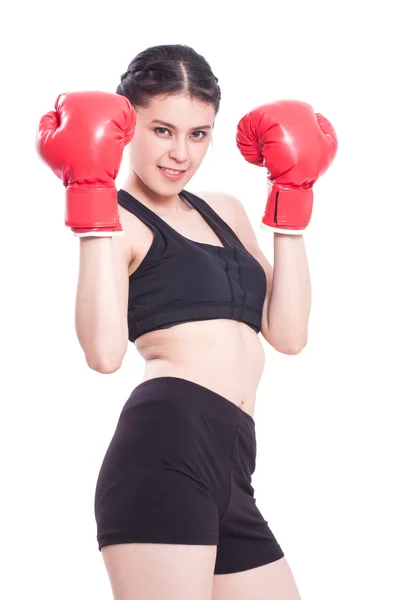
[125,93,215,207]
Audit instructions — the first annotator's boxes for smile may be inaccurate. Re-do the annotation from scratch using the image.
[158,166,187,180]
[159,167,186,174]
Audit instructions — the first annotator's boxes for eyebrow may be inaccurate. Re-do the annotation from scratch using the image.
[150,119,212,130]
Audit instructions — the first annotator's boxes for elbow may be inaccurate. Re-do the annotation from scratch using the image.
[283,339,308,355]
[84,338,128,374]
[86,353,125,374]
[269,337,308,355]
[284,346,303,356]
[263,327,308,355]
[87,359,122,374]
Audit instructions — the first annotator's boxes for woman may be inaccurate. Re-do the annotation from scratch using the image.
[36,44,337,600]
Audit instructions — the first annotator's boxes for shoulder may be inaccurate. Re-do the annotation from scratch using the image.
[194,189,238,209]
[194,190,239,234]
[194,190,260,249]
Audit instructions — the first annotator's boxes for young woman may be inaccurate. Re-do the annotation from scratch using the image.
[36,44,337,600]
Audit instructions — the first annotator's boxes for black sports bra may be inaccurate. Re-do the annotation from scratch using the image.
[118,188,267,343]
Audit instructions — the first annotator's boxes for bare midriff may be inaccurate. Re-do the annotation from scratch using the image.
[135,319,265,419]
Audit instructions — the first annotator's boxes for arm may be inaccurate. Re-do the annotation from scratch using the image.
[36,91,136,372]
[75,229,131,373]
[268,233,310,353]
[231,194,310,354]
[234,100,337,350]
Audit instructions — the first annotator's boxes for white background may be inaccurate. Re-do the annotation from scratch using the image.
[2,0,399,598]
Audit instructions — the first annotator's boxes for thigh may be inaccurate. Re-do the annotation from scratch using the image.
[214,424,284,575]
[212,556,302,600]
[102,542,217,600]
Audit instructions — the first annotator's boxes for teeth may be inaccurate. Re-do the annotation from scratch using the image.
[163,168,183,175]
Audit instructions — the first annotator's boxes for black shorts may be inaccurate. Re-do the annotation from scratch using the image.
[94,376,284,575]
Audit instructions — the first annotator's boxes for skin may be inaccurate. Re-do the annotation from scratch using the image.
[119,92,266,419]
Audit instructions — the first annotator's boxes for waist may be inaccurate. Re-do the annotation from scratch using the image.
[136,321,265,415]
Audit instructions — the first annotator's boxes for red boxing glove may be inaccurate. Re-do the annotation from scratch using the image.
[36,91,136,236]
[236,100,338,234]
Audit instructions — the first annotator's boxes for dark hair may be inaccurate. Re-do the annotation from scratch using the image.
[116,44,221,115]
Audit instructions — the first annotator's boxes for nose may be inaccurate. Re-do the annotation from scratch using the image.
[168,136,189,164]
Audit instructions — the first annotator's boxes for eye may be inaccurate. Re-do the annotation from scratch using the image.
[192,131,207,140]
[154,127,171,136]
[154,127,207,140]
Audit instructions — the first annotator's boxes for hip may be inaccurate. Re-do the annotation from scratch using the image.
[94,376,259,543]
[140,363,261,419]
[105,376,257,487]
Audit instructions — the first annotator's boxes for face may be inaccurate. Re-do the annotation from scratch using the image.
[127,93,215,205]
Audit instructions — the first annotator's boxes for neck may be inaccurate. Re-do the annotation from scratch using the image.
[122,173,191,215]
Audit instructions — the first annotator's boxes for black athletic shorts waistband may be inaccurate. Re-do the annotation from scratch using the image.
[131,376,255,438]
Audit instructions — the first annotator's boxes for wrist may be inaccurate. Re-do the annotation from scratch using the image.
[78,236,114,244]
[272,231,304,238]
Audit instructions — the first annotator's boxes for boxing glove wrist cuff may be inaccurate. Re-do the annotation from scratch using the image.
[73,228,124,237]
[261,182,313,233]
[65,187,121,229]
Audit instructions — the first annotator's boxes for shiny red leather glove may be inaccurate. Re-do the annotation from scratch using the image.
[36,91,136,236]
[236,100,338,234]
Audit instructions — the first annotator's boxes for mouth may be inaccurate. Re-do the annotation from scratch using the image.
[158,166,187,174]
[158,166,187,180]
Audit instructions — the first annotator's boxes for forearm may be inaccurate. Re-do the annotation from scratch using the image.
[267,233,311,350]
[75,237,126,371]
